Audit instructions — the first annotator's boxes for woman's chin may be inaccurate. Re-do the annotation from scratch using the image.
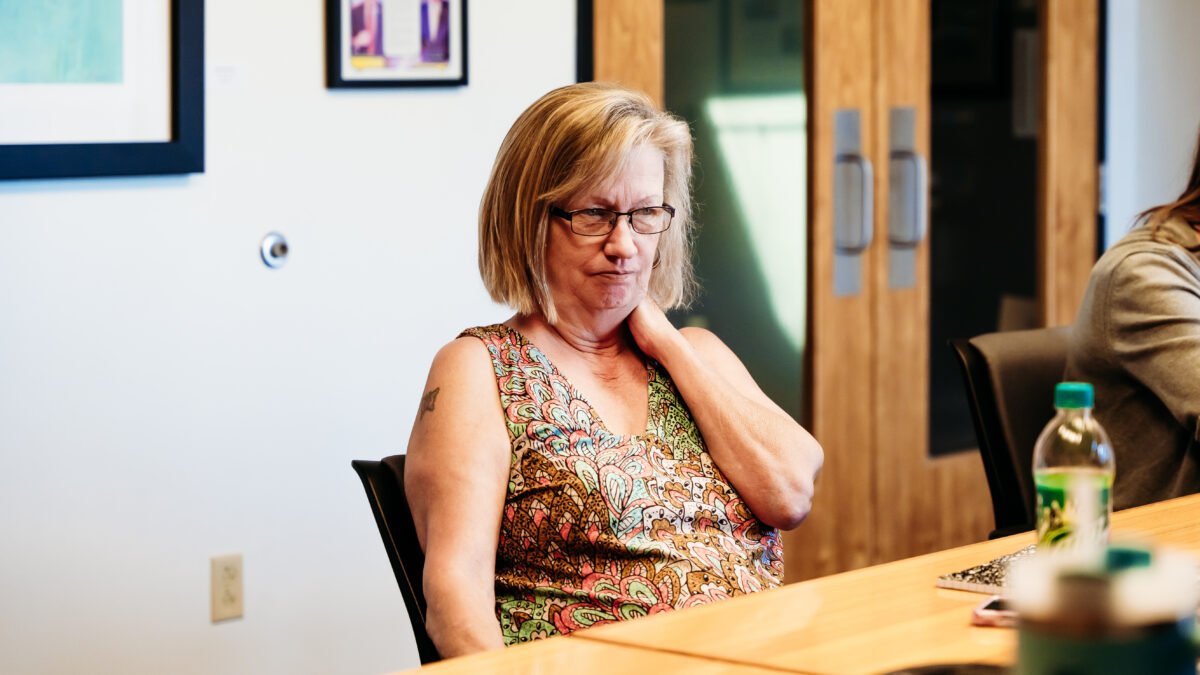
[593,289,643,314]
[552,283,647,322]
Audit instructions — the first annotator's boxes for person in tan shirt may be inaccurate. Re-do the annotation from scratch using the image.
[1066,127,1200,509]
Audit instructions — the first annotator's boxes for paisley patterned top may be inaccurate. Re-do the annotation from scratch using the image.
[459,324,784,646]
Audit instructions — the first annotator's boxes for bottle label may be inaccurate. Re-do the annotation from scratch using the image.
[1034,469,1113,549]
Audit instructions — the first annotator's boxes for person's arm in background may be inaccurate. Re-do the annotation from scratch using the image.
[405,337,512,657]
[628,298,824,530]
[1104,250,1200,439]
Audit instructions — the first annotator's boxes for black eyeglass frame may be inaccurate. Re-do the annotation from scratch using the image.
[549,204,676,236]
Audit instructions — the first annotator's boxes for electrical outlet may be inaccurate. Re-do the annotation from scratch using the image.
[210,554,243,622]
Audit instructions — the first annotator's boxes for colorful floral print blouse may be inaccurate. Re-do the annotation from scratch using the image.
[460,324,784,646]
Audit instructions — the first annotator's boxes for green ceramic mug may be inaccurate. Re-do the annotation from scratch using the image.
[1010,547,1199,675]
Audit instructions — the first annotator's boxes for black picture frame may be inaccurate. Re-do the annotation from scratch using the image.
[0,0,205,181]
[576,0,593,83]
[326,0,468,89]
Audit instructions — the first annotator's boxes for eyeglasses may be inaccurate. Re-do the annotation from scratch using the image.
[549,204,675,236]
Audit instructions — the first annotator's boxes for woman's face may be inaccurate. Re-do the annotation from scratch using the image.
[545,143,665,324]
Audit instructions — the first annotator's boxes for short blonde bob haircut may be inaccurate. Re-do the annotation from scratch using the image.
[479,82,696,324]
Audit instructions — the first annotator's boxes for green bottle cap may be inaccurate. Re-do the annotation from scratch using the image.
[1055,382,1094,409]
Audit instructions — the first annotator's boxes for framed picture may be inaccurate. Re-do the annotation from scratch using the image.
[0,0,204,180]
[326,0,467,88]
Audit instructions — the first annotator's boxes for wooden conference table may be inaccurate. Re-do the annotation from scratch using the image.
[401,494,1200,675]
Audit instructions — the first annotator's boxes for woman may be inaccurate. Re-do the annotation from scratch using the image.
[1066,127,1200,510]
[404,82,823,658]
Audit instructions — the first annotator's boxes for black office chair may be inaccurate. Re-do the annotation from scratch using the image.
[351,455,440,665]
[949,326,1072,539]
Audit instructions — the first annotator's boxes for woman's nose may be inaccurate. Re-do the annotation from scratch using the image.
[603,215,639,258]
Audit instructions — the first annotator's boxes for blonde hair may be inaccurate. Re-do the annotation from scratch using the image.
[478,82,696,324]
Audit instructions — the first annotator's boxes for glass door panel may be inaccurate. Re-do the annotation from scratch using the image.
[928,0,1040,455]
[664,0,807,423]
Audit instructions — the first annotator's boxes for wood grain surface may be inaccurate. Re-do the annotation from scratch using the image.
[1038,0,1099,326]
[591,0,664,107]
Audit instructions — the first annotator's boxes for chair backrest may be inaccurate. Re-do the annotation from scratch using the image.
[351,455,440,664]
[948,325,1072,538]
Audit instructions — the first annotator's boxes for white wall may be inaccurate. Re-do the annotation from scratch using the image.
[0,2,575,674]
[1105,0,1200,247]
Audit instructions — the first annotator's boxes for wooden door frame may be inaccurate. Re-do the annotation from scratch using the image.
[798,0,879,581]
[1039,0,1099,327]
[589,0,664,106]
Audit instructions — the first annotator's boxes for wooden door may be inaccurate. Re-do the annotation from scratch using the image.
[798,0,992,581]
[805,0,1098,576]
[803,0,994,577]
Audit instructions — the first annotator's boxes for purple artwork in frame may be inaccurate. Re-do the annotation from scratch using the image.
[327,0,467,88]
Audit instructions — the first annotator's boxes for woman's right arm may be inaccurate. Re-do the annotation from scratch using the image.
[404,337,512,657]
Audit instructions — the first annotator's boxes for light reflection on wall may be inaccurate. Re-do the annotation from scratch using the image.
[704,93,807,353]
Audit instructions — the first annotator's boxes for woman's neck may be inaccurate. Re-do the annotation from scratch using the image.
[512,311,633,359]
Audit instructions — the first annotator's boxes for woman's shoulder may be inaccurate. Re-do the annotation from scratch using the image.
[1103,220,1200,266]
[677,326,753,379]
[679,325,731,358]
[1087,224,1199,298]
[458,323,510,339]
[1078,224,1200,354]
[428,328,506,382]
[1098,239,1200,290]
[679,324,717,344]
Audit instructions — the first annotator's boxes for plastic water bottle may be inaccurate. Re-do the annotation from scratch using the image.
[1032,382,1115,551]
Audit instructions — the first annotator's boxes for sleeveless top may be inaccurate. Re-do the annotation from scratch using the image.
[459,324,784,646]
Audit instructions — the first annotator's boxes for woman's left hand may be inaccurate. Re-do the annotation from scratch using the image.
[627,296,683,362]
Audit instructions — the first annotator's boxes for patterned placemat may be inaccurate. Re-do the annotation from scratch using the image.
[935,545,1038,595]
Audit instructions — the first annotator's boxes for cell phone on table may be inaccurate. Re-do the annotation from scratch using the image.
[970,595,1018,628]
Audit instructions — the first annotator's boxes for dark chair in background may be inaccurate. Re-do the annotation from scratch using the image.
[948,326,1072,539]
[351,455,440,665]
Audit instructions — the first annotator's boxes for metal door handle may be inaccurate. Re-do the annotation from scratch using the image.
[834,152,874,253]
[888,149,927,248]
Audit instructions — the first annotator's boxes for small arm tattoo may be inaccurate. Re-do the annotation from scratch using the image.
[419,387,440,420]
